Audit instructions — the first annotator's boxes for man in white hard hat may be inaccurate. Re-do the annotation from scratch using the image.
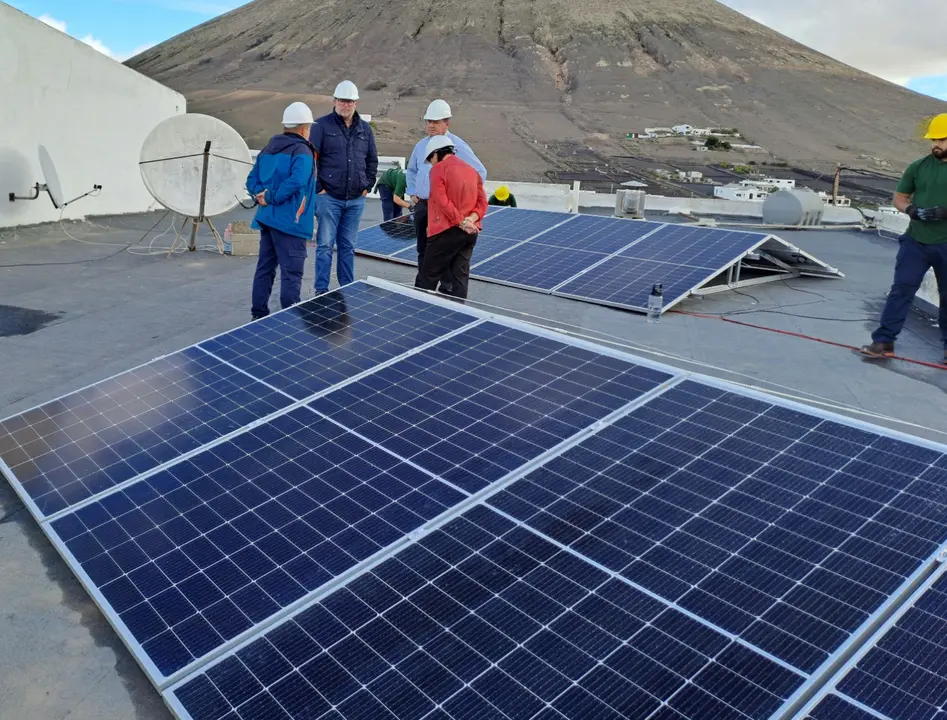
[416,135,487,301]
[246,101,316,320]
[309,80,378,294]
[406,99,486,290]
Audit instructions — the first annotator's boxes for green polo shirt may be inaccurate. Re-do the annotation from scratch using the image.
[897,154,947,244]
[377,168,407,198]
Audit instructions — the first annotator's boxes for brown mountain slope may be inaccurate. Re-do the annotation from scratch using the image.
[126,0,946,180]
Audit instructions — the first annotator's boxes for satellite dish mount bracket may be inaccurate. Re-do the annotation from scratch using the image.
[169,140,225,255]
[8,183,102,209]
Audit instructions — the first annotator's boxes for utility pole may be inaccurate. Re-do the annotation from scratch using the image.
[833,164,842,206]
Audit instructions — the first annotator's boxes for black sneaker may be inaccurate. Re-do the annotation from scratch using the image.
[859,341,895,358]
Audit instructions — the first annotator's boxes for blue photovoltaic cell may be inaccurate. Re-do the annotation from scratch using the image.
[487,378,947,675]
[169,505,804,720]
[827,571,947,719]
[805,694,890,720]
[48,407,464,679]
[351,217,416,258]
[478,208,574,241]
[618,224,767,269]
[528,214,660,253]
[199,283,478,399]
[310,321,673,493]
[0,347,293,518]
[472,244,608,290]
[555,257,714,309]
[391,233,522,266]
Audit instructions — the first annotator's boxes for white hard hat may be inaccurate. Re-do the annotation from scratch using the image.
[424,99,452,121]
[282,101,314,126]
[425,134,455,161]
[333,80,359,100]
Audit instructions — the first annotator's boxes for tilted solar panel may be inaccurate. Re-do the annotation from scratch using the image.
[472,245,610,291]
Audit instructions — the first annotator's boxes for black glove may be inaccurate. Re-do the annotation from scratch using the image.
[907,205,947,221]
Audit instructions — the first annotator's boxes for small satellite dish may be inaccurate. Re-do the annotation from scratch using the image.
[38,145,65,208]
[139,113,252,218]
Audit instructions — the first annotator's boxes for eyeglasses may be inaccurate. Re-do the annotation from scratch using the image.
[335,99,356,105]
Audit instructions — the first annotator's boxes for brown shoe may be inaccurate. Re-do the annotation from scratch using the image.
[859,341,895,358]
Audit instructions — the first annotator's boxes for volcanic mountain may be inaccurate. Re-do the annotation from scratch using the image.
[126,0,945,180]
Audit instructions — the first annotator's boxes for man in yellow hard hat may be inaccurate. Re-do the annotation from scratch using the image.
[488,185,517,207]
[861,113,947,364]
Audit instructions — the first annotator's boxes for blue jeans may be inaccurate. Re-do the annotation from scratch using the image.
[872,234,947,347]
[315,193,365,292]
[251,223,307,319]
[378,185,402,221]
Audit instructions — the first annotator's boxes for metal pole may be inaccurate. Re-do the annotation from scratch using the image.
[190,140,212,251]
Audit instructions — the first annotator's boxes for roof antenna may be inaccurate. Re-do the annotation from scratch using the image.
[8,145,102,208]
[138,113,253,255]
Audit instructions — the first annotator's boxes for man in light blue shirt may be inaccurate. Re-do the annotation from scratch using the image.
[406,99,487,288]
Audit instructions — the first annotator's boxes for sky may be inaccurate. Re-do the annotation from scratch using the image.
[6,0,947,102]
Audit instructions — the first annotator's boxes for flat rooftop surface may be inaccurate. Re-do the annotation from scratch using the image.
[1,201,945,719]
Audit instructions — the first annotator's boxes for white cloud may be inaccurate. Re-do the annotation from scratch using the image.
[716,0,947,86]
[35,12,151,61]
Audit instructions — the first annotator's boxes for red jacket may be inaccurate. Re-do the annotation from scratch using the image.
[427,155,488,238]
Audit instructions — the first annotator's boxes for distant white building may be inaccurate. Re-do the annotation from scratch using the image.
[644,127,672,136]
[672,124,694,135]
[677,171,703,181]
[740,177,795,192]
[714,183,767,202]
[690,128,712,136]
[816,191,851,207]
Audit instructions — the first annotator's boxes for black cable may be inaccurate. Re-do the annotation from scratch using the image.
[0,210,171,268]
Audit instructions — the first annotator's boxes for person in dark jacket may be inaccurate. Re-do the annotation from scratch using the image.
[246,101,316,320]
[309,80,378,294]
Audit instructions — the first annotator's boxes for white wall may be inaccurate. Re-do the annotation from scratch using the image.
[874,212,940,312]
[0,4,185,228]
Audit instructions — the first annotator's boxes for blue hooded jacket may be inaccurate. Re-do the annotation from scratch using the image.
[246,132,316,240]
[310,111,378,201]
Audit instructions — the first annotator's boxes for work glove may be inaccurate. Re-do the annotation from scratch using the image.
[907,205,947,221]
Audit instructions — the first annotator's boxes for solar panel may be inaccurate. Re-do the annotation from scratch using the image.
[354,208,842,315]
[199,284,479,400]
[618,225,769,269]
[351,216,416,259]
[477,208,577,241]
[0,347,294,519]
[528,214,660,253]
[487,378,947,677]
[46,406,466,684]
[166,505,806,720]
[802,569,947,720]
[472,245,610,291]
[804,694,882,719]
[554,257,719,311]
[310,321,674,494]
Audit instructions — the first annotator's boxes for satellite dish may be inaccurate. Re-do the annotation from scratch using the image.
[139,113,252,218]
[38,145,65,208]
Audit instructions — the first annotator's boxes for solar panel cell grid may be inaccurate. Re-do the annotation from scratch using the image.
[618,225,768,269]
[526,215,660,253]
[471,245,609,290]
[487,379,947,675]
[48,406,464,680]
[477,209,575,241]
[805,694,886,719]
[555,257,713,309]
[0,346,293,518]
[199,284,478,399]
[309,321,674,493]
[822,571,947,720]
[169,506,804,720]
[351,217,416,258]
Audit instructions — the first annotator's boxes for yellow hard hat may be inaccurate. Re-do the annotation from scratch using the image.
[495,185,510,201]
[924,113,947,140]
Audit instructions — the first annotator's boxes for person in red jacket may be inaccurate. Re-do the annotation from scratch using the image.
[416,135,488,300]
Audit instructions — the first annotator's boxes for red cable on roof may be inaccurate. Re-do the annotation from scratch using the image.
[670,310,947,371]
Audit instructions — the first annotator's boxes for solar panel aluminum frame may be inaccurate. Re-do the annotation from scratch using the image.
[783,557,947,720]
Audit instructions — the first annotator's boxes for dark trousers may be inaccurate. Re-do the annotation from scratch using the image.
[251,223,307,319]
[872,234,947,347]
[378,185,402,221]
[416,226,477,300]
[412,199,453,291]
